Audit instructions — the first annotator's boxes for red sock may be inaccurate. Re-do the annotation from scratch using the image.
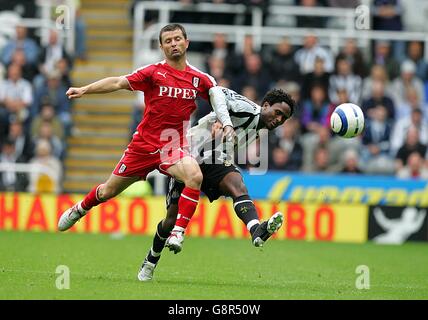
[81,184,105,211]
[175,187,200,230]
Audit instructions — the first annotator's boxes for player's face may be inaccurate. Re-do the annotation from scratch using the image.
[261,102,292,130]
[160,29,189,60]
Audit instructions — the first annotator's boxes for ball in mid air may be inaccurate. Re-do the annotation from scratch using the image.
[330,103,365,138]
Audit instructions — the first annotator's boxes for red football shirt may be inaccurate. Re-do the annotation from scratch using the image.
[125,60,216,152]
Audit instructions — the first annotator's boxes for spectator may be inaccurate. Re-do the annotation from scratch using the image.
[406,41,428,82]
[396,152,428,179]
[302,126,330,171]
[9,49,37,81]
[32,70,72,135]
[35,29,72,90]
[0,138,28,191]
[0,63,33,123]
[373,0,403,31]
[206,33,231,60]
[270,118,303,171]
[28,139,62,193]
[207,56,226,81]
[361,64,393,100]
[312,146,333,172]
[1,25,40,66]
[341,149,362,174]
[224,34,257,83]
[361,104,395,174]
[7,120,34,162]
[270,147,290,171]
[395,126,427,170]
[33,120,64,160]
[31,103,64,140]
[335,38,367,78]
[266,37,301,83]
[369,40,400,80]
[294,34,334,75]
[334,88,350,107]
[55,58,72,89]
[301,56,330,101]
[391,60,425,109]
[301,84,333,134]
[277,80,303,119]
[362,80,395,121]
[394,86,426,122]
[241,85,259,104]
[296,0,327,28]
[328,56,362,105]
[391,108,428,154]
[230,53,272,98]
[39,29,72,74]
[372,0,404,60]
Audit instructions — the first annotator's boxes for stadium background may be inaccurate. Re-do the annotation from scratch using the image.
[0,0,428,299]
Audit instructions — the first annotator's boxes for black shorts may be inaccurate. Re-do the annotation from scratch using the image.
[166,161,241,208]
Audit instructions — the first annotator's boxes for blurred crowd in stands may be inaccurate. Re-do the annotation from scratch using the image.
[0,0,86,192]
[1,0,428,194]
[132,0,428,179]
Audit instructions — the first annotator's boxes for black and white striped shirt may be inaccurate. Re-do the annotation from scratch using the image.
[187,87,263,162]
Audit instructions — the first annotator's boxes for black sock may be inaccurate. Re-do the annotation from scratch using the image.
[233,195,260,237]
[146,220,170,264]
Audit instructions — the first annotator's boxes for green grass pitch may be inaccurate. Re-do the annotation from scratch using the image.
[0,231,427,299]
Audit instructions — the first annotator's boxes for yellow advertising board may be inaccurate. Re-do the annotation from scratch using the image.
[0,193,369,243]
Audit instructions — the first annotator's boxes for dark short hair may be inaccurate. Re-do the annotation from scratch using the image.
[159,24,187,44]
[261,88,296,118]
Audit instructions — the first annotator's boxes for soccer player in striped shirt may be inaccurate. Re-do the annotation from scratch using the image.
[138,87,295,281]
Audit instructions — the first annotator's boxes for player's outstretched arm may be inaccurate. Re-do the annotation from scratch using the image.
[208,86,235,142]
[66,76,130,99]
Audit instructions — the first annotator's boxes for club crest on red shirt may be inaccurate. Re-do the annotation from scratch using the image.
[192,77,200,88]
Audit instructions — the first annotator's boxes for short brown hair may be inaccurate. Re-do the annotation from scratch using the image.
[159,23,187,44]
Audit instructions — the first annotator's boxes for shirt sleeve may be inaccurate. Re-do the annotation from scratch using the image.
[198,72,217,100]
[209,86,233,128]
[125,65,154,92]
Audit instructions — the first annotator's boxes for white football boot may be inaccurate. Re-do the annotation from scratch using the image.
[252,212,284,247]
[58,201,87,231]
[137,259,157,282]
[165,231,185,254]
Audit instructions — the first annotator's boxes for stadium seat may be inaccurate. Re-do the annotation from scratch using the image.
[35,174,55,193]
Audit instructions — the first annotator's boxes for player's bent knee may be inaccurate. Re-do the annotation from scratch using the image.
[183,169,203,188]
[222,175,248,198]
[97,185,118,200]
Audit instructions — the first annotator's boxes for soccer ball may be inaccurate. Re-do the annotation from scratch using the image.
[330,103,365,138]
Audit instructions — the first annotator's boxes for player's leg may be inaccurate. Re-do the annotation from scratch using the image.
[138,179,183,281]
[58,174,139,231]
[163,156,203,253]
[219,172,283,247]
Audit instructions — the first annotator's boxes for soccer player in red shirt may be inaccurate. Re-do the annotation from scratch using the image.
[58,24,235,250]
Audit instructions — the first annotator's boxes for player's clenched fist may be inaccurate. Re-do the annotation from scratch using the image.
[66,87,85,99]
[222,125,236,144]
